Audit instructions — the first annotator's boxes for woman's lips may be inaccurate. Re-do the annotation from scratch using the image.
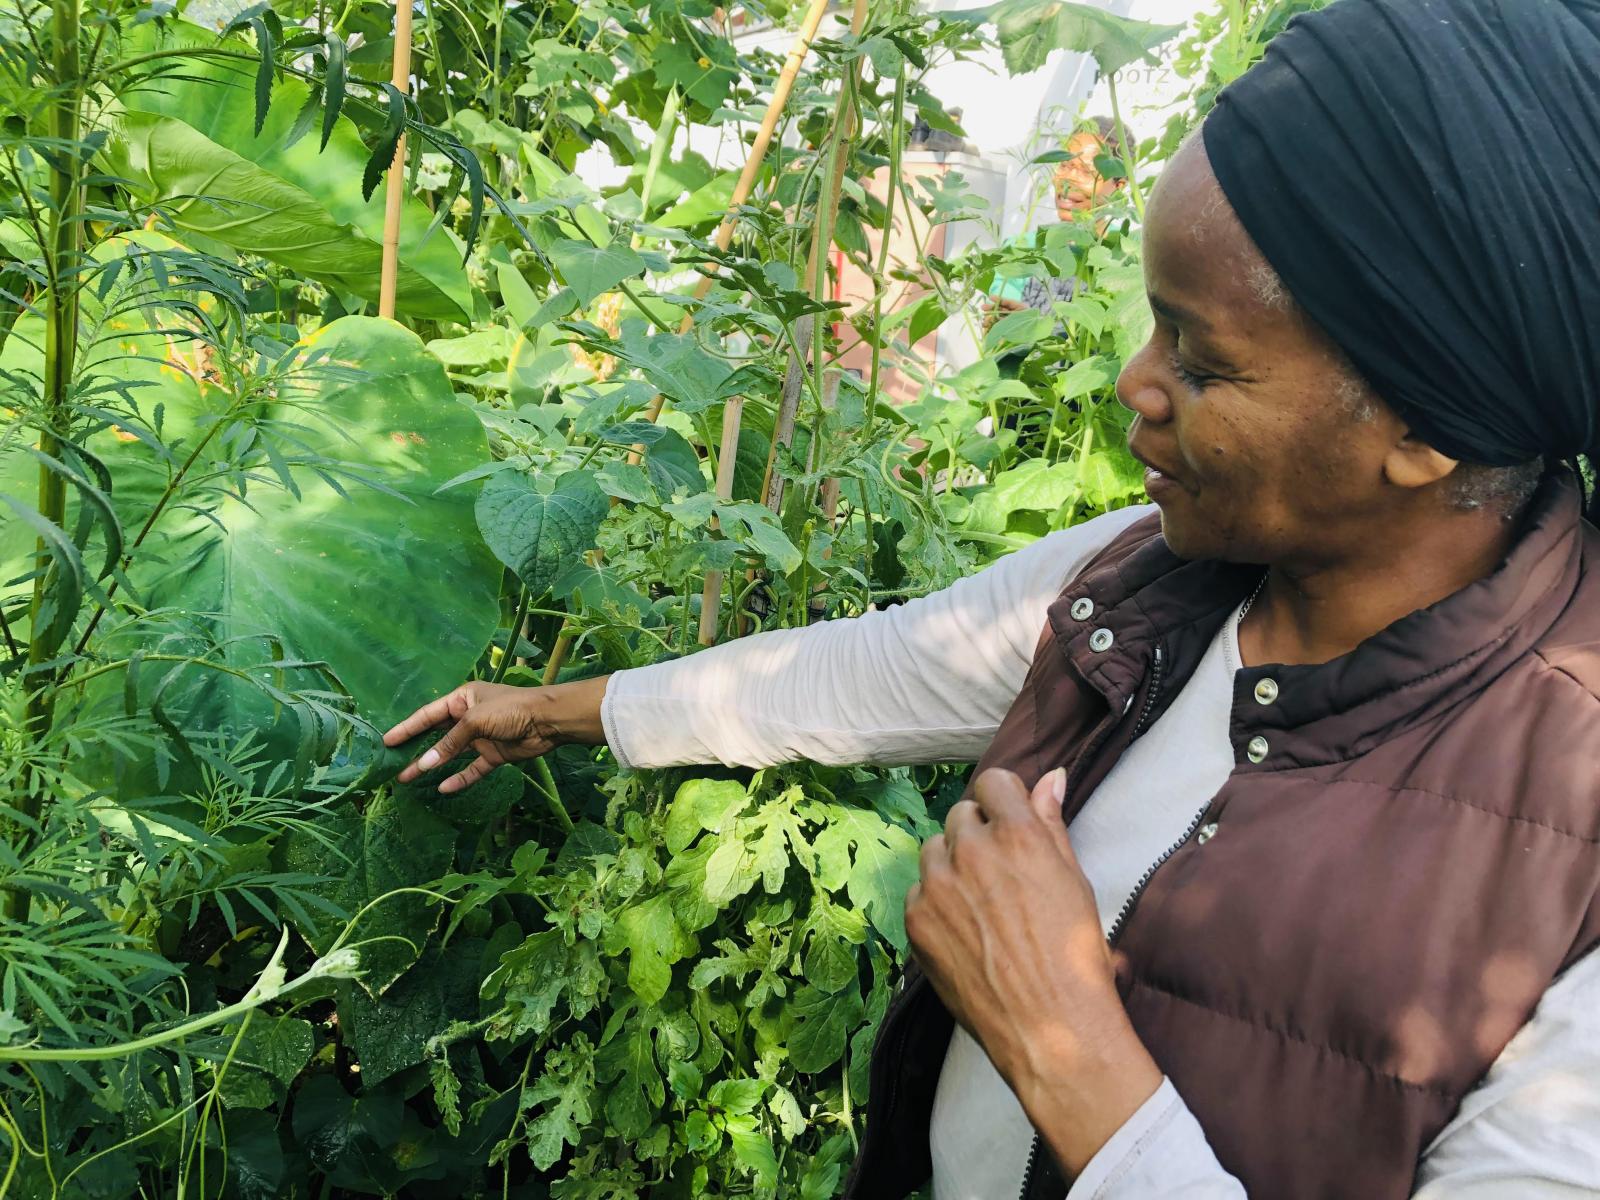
[1127,439,1186,500]
[1143,465,1181,500]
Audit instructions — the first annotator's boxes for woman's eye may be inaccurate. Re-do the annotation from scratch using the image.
[1168,351,1217,391]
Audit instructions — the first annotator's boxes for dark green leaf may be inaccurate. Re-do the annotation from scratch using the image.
[321,33,347,151]
[361,83,408,202]
[475,469,609,597]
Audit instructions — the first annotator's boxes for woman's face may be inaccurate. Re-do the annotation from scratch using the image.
[1054,131,1123,216]
[1115,136,1408,567]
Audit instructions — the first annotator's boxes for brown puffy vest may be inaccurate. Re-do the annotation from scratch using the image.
[844,475,1600,1200]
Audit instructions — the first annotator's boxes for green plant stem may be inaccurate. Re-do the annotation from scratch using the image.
[636,86,682,229]
[491,584,532,683]
[423,0,456,120]
[0,930,301,1062]
[530,756,573,832]
[16,0,83,887]
[1107,74,1144,220]
[101,45,257,75]
[0,601,18,661]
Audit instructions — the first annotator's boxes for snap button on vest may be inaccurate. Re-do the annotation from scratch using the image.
[1196,822,1219,844]
[1253,678,1279,704]
[1070,597,1094,620]
[1246,735,1269,763]
[1089,628,1114,652]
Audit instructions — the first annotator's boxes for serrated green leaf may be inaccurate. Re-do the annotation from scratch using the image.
[714,501,801,574]
[483,929,606,1039]
[597,1009,663,1139]
[665,778,747,854]
[785,983,863,1074]
[605,894,697,1005]
[523,1034,596,1170]
[275,789,455,993]
[341,939,481,1085]
[810,808,920,950]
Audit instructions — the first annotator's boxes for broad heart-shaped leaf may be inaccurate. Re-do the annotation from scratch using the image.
[547,238,646,308]
[960,457,1082,535]
[108,21,470,322]
[955,0,1184,76]
[276,788,456,994]
[216,1015,315,1109]
[82,317,498,788]
[291,1073,405,1172]
[610,329,735,415]
[340,938,485,1085]
[476,468,608,597]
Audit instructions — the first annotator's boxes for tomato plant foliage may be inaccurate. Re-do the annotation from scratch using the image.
[0,0,1309,1193]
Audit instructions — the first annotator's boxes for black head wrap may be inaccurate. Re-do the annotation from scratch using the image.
[1201,0,1600,469]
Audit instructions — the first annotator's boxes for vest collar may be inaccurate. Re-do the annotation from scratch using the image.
[1047,474,1586,769]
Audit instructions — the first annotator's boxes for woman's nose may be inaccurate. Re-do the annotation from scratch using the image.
[1115,344,1174,424]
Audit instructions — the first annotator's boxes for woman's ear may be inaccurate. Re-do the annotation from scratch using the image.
[1383,431,1460,491]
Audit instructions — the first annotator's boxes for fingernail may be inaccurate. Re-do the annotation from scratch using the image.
[418,748,440,770]
[1049,767,1067,806]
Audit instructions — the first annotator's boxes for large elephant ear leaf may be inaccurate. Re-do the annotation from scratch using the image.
[476,469,609,598]
[80,316,499,794]
[107,20,471,322]
[947,0,1183,76]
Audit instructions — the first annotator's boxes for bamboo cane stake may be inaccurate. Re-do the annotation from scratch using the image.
[697,394,746,645]
[377,0,415,320]
[740,0,869,629]
[541,632,574,686]
[759,314,815,513]
[625,0,833,467]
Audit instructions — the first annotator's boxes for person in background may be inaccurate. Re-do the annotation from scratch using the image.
[987,114,1128,323]
[386,1,1600,1195]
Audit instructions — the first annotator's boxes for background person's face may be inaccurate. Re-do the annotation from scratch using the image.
[1054,130,1123,215]
[1114,137,1408,566]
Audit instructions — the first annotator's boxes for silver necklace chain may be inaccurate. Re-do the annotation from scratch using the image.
[1225,573,1268,670]
[1241,571,1268,619]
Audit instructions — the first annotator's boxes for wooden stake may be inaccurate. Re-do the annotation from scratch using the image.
[758,314,814,514]
[627,0,833,463]
[697,394,746,645]
[377,0,415,320]
[542,632,574,686]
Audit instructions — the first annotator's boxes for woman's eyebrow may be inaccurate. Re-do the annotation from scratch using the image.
[1148,292,1217,334]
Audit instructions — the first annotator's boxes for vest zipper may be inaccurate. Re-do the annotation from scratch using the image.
[1017,1134,1043,1200]
[1019,641,1182,1200]
[1129,644,1165,739]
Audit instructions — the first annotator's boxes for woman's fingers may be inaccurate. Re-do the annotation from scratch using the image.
[393,709,484,785]
[438,753,495,795]
[383,689,466,748]
[942,799,985,857]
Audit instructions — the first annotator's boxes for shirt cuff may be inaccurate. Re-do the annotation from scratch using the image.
[1065,1078,1244,1200]
[598,671,635,770]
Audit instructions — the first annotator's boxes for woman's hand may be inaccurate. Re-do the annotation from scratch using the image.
[905,766,1163,1178]
[382,675,609,794]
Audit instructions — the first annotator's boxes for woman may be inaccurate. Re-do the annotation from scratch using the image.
[386,1,1600,1194]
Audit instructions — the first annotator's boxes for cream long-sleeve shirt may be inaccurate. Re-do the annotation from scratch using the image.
[599,506,1600,1197]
